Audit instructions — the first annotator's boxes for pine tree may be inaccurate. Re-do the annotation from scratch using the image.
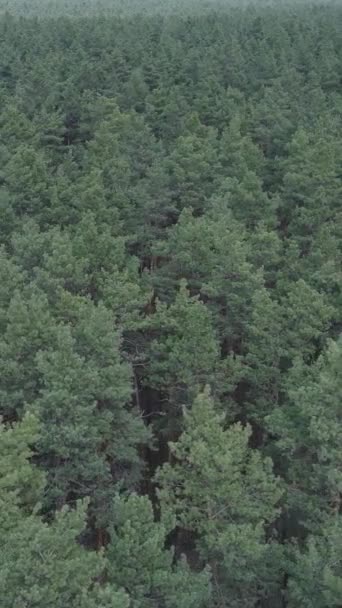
[268,338,342,530]
[31,301,150,519]
[106,493,211,608]
[287,517,342,608]
[156,389,283,607]
[0,415,129,608]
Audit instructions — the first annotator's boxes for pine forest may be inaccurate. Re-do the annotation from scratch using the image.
[0,1,341,606]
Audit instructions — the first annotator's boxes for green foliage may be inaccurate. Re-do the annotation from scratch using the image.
[156,390,283,607]
[288,517,342,608]
[0,414,44,529]
[107,493,211,608]
[144,281,225,406]
[0,2,341,606]
[0,416,129,608]
[269,339,342,527]
[155,205,263,351]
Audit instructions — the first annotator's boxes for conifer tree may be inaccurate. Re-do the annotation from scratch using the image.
[0,415,129,608]
[156,389,283,607]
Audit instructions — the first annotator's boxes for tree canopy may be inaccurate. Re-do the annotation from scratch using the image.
[0,1,341,606]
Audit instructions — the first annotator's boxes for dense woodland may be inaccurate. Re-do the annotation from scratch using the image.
[0,1,341,606]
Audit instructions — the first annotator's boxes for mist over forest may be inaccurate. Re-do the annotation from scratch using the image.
[0,0,341,607]
[1,0,339,17]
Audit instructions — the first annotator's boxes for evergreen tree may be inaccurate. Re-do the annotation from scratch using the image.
[0,415,129,608]
[287,517,342,608]
[107,493,211,608]
[268,338,342,529]
[156,390,283,607]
